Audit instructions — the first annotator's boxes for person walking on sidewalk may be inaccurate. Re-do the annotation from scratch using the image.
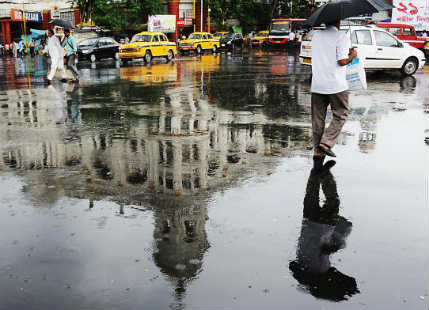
[43,29,67,84]
[311,20,357,158]
[61,29,79,83]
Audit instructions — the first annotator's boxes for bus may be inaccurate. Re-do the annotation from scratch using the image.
[268,18,306,47]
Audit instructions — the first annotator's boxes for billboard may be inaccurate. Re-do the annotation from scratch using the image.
[392,0,429,31]
[148,15,176,33]
[11,9,42,23]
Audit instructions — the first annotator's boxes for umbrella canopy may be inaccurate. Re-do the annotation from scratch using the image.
[49,19,75,29]
[306,0,393,26]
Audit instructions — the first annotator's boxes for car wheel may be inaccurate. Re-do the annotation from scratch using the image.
[114,52,119,60]
[212,45,217,53]
[90,54,96,63]
[166,49,174,62]
[401,57,418,76]
[145,50,152,64]
[197,45,202,54]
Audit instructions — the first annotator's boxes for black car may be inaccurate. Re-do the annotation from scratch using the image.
[77,37,120,62]
[219,33,244,51]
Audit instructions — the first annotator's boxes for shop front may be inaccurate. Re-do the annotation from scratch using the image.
[1,9,43,45]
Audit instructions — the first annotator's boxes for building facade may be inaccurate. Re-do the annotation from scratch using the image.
[0,0,80,45]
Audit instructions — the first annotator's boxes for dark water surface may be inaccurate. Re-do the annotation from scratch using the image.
[0,52,428,309]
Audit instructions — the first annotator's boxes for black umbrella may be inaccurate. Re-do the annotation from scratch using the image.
[306,0,393,27]
[49,19,75,29]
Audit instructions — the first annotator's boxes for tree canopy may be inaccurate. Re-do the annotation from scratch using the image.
[73,0,164,31]
[206,0,313,32]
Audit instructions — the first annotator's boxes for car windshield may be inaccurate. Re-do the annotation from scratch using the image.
[214,33,225,37]
[189,34,202,39]
[224,33,235,39]
[131,35,151,43]
[271,22,290,33]
[78,38,98,47]
[257,32,267,37]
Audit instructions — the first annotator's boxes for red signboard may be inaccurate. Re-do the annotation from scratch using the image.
[177,19,185,27]
[11,9,23,21]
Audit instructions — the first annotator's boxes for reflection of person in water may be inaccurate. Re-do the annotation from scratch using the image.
[289,159,359,301]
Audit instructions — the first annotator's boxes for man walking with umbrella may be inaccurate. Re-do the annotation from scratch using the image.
[311,20,357,158]
[306,0,392,157]
[43,29,67,84]
[61,29,79,83]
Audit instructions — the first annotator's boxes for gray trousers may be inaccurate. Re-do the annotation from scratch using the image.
[311,91,349,149]
[66,54,79,80]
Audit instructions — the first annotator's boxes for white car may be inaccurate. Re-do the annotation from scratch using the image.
[299,25,426,76]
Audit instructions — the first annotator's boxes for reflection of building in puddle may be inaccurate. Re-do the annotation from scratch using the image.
[151,197,209,303]
[0,84,310,195]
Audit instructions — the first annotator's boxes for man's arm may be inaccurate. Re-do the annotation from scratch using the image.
[336,34,357,66]
[71,37,77,53]
[338,48,357,66]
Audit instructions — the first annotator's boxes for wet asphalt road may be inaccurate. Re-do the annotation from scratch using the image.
[0,51,428,309]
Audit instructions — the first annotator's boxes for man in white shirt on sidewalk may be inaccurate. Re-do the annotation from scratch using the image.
[43,29,67,84]
[311,20,357,158]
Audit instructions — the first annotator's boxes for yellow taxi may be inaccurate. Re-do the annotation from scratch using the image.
[179,32,218,54]
[251,31,269,47]
[213,31,228,42]
[119,32,177,64]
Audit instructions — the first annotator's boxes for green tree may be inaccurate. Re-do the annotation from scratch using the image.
[73,0,164,31]
[207,0,272,32]
[275,0,315,18]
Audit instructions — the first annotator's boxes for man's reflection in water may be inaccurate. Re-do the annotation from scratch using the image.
[289,158,359,301]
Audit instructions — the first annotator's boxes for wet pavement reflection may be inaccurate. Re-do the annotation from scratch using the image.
[0,51,428,309]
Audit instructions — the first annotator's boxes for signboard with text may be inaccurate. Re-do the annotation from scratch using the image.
[11,9,42,23]
[392,0,429,31]
[148,15,176,33]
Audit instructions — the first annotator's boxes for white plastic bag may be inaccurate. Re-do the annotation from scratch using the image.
[346,57,367,91]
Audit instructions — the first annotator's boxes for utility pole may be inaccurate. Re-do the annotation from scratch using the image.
[193,0,196,32]
[200,0,203,32]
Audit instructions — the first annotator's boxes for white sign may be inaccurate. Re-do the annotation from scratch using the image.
[392,0,429,31]
[148,15,176,33]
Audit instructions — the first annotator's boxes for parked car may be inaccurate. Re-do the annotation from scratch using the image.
[376,23,429,58]
[179,32,218,54]
[77,37,120,62]
[213,31,228,43]
[299,25,426,76]
[118,32,177,64]
[219,33,244,51]
[251,31,269,47]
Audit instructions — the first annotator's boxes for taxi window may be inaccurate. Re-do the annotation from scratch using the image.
[352,30,372,45]
[162,35,169,41]
[152,35,159,42]
[387,27,401,35]
[403,28,414,36]
[207,34,213,39]
[202,34,207,39]
[374,30,399,47]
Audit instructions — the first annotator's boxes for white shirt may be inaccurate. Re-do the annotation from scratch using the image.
[311,26,351,94]
[44,35,63,58]
[289,32,296,41]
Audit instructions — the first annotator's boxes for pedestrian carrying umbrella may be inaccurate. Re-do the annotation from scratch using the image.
[306,0,393,27]
[49,19,75,29]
